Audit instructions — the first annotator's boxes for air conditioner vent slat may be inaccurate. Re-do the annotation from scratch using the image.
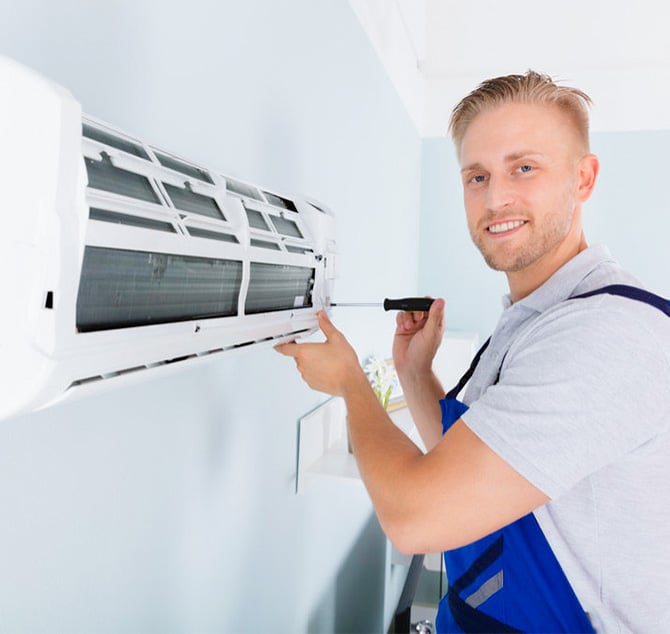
[89,207,177,234]
[82,124,150,160]
[286,246,313,255]
[70,375,104,388]
[163,182,225,221]
[270,215,303,239]
[244,206,270,231]
[308,201,326,214]
[186,227,239,244]
[250,239,281,251]
[226,177,263,201]
[163,354,197,365]
[85,155,160,204]
[263,191,298,212]
[154,151,213,185]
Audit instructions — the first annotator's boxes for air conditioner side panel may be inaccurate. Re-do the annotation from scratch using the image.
[0,56,86,419]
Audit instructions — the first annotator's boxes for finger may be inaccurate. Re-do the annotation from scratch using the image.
[396,309,426,332]
[396,311,408,330]
[411,310,428,323]
[274,341,299,357]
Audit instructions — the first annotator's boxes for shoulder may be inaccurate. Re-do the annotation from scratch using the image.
[511,287,670,368]
[499,289,670,432]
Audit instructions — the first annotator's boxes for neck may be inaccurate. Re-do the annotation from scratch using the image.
[507,230,588,303]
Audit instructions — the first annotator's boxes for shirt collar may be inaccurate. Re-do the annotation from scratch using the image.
[501,244,615,313]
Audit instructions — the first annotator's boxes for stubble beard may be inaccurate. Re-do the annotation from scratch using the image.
[471,206,576,273]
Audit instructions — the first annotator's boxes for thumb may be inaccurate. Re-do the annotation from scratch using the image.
[425,298,445,335]
[317,310,339,339]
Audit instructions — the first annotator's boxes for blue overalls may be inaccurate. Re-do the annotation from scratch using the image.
[435,285,670,633]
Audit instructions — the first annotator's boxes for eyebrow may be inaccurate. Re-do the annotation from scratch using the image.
[461,151,546,173]
[505,150,545,163]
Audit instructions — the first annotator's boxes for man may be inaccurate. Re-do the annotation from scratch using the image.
[276,71,670,632]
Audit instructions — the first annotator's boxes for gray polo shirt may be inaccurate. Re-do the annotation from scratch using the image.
[461,244,670,633]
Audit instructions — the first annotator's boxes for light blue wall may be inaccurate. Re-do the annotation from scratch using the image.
[0,1,421,632]
[586,130,670,296]
[418,132,670,343]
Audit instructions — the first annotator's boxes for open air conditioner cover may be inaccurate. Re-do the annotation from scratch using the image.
[0,56,336,420]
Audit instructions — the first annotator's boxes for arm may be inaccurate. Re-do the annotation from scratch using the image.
[275,312,549,554]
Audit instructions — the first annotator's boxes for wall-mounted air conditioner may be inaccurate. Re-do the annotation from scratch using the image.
[0,56,336,420]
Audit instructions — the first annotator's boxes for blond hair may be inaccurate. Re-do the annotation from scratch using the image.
[449,70,592,153]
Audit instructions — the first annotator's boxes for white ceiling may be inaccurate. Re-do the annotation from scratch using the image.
[350,0,670,136]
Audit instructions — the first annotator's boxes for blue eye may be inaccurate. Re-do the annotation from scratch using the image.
[518,164,533,173]
[472,174,486,183]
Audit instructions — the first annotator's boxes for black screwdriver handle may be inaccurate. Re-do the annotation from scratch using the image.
[383,297,435,312]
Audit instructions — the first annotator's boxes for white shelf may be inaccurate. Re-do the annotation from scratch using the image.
[296,397,423,494]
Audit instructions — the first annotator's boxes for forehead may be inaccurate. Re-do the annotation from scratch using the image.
[459,102,579,166]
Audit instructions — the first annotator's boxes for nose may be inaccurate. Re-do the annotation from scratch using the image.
[485,175,515,213]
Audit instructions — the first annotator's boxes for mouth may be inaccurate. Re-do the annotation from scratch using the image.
[486,219,527,235]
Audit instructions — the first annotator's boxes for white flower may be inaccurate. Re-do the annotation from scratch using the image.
[363,356,399,410]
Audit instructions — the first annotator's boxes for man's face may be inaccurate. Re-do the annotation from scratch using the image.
[459,102,587,276]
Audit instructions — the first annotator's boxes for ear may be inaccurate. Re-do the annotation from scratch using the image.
[576,153,599,202]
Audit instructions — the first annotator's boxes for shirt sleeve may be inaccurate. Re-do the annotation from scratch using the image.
[461,296,670,499]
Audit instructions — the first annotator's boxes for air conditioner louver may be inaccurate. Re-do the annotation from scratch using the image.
[0,56,336,420]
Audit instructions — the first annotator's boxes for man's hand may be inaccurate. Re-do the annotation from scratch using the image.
[392,298,445,382]
[274,310,367,397]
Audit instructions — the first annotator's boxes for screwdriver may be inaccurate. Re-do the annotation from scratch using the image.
[330,297,435,312]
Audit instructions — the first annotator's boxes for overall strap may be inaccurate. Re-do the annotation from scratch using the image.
[571,283,670,316]
[444,337,491,400]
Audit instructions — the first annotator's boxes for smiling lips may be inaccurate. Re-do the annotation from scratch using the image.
[487,219,527,234]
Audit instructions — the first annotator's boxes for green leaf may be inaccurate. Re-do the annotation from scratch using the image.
[382,385,392,410]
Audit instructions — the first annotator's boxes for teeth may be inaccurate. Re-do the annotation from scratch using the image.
[488,220,525,234]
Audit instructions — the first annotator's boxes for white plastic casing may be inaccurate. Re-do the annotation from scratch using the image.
[0,56,336,420]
